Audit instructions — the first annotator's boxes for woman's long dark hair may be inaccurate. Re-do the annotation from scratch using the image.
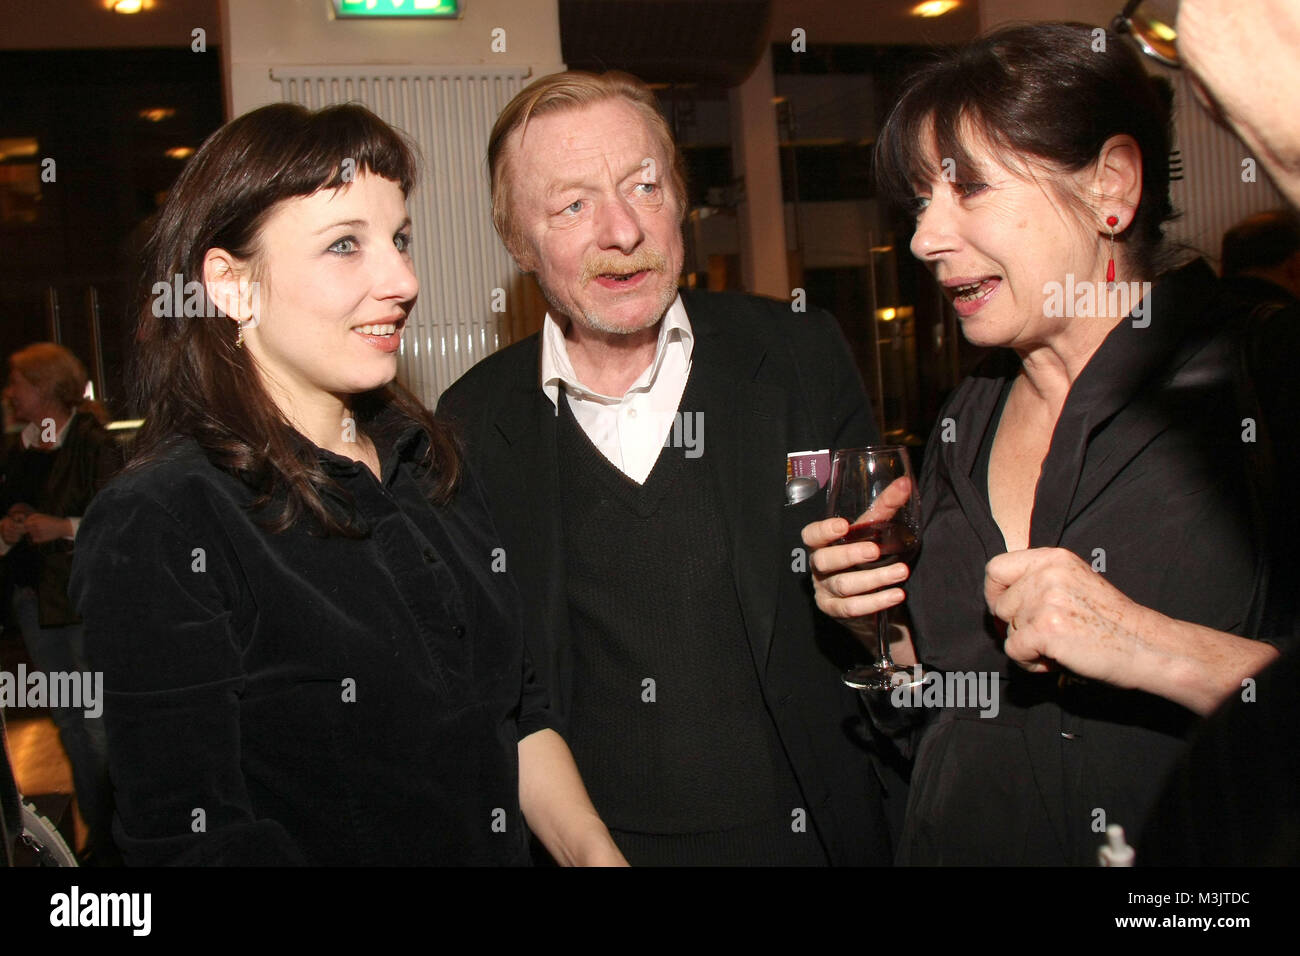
[130,102,461,535]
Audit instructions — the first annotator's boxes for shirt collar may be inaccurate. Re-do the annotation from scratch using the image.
[20,412,75,450]
[540,294,694,407]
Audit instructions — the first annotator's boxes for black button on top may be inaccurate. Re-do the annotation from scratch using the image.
[422,548,438,563]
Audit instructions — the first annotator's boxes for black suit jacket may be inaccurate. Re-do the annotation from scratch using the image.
[437,288,894,864]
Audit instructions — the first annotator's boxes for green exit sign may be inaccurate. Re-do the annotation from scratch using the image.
[333,0,461,18]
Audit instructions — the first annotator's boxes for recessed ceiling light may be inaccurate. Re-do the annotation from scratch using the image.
[912,0,960,17]
[165,147,195,160]
[139,108,176,123]
[0,138,39,162]
[113,0,144,13]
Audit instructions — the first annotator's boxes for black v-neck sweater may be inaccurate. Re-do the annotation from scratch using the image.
[555,388,824,865]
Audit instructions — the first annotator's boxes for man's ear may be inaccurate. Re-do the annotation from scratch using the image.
[202,248,255,322]
[498,211,537,273]
[1093,134,1144,231]
[505,234,537,274]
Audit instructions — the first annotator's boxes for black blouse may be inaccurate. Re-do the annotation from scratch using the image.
[900,261,1289,865]
[70,416,553,865]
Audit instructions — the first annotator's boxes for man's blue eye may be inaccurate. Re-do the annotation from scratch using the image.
[394,232,413,253]
[563,200,582,215]
[635,182,657,196]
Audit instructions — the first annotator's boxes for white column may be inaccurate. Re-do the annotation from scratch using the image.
[729,46,790,297]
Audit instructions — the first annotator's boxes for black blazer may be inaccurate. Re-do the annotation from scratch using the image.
[438,288,895,864]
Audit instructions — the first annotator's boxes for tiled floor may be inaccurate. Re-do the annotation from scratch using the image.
[5,715,87,852]
[3,627,87,854]
[8,714,72,793]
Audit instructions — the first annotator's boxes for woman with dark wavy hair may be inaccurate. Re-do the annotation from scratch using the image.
[70,102,624,866]
[802,22,1288,865]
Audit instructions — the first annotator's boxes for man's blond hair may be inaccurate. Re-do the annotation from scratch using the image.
[487,70,688,260]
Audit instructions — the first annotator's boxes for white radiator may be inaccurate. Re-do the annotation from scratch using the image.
[1166,69,1286,268]
[272,64,532,405]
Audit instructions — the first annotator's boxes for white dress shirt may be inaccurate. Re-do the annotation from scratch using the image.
[540,295,694,484]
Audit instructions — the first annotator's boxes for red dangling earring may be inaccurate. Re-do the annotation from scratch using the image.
[1105,215,1119,285]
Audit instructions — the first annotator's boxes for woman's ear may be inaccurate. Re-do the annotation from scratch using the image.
[1093,134,1144,231]
[202,248,257,324]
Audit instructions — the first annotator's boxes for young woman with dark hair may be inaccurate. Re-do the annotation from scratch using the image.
[803,22,1288,865]
[70,102,624,866]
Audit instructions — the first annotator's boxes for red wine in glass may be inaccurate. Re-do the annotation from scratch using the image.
[840,521,919,569]
[826,445,924,693]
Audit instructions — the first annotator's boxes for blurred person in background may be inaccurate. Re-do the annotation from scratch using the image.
[1221,209,1300,303]
[1219,208,1300,575]
[0,342,120,866]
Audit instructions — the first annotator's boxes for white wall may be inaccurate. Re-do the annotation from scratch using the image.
[222,0,565,116]
[217,0,566,401]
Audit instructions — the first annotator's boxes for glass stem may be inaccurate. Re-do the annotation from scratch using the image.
[876,607,894,670]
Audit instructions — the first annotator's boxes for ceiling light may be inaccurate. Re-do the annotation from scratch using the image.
[912,1,960,17]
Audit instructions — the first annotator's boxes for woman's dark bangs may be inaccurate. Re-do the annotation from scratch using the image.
[931,102,987,185]
[274,107,419,200]
[875,74,983,208]
[875,83,940,207]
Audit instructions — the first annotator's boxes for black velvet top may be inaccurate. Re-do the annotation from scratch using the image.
[69,415,553,866]
[899,261,1291,865]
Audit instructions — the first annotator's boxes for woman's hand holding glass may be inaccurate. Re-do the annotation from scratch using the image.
[801,508,912,625]
[803,446,922,692]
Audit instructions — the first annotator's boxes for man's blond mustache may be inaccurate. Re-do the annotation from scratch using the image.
[580,250,667,286]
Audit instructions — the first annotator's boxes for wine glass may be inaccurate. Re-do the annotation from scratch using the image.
[825,445,923,693]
